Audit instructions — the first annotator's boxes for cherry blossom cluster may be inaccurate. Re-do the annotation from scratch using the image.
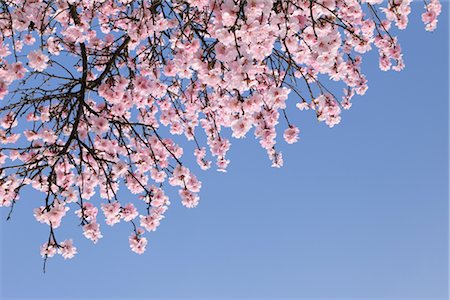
[422,0,442,31]
[0,0,441,267]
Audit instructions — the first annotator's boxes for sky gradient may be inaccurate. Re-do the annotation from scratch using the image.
[1,3,449,300]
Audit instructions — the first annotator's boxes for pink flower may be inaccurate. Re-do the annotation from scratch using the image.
[23,34,36,45]
[91,116,109,134]
[47,37,62,55]
[129,232,148,254]
[283,126,300,144]
[216,157,230,172]
[75,202,98,222]
[231,117,252,138]
[101,202,121,226]
[33,200,69,228]
[140,214,161,232]
[58,239,77,259]
[83,222,103,243]
[40,242,57,258]
[149,187,169,207]
[121,203,138,222]
[270,151,283,168]
[10,62,26,80]
[27,50,49,72]
[150,168,167,183]
[179,189,199,208]
[185,174,202,193]
[169,165,189,187]
[296,102,310,111]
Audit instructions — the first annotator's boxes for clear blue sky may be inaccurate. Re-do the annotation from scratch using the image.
[1,3,448,300]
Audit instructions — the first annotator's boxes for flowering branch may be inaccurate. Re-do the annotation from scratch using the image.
[0,0,442,268]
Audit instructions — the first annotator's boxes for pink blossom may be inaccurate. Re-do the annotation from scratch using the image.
[148,187,169,207]
[23,34,36,45]
[231,117,252,138]
[75,202,98,222]
[129,232,148,254]
[283,126,300,144]
[121,203,138,222]
[101,202,121,226]
[9,62,26,80]
[40,242,57,258]
[179,189,199,208]
[83,222,103,243]
[33,200,69,228]
[91,116,109,135]
[47,37,62,55]
[27,50,49,72]
[140,214,161,232]
[58,239,77,259]
[296,102,310,111]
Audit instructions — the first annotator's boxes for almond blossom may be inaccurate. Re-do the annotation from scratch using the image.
[284,126,300,145]
[27,50,49,72]
[58,239,78,260]
[0,0,442,268]
[129,229,148,254]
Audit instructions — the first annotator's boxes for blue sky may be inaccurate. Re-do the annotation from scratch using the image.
[1,3,448,300]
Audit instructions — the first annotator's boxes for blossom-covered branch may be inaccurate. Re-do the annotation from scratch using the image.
[0,0,442,266]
